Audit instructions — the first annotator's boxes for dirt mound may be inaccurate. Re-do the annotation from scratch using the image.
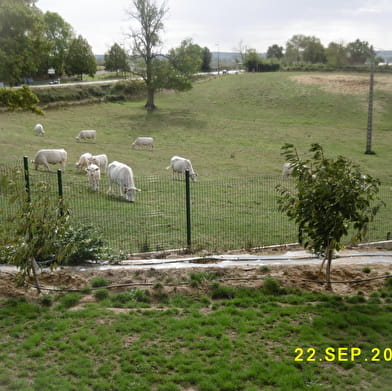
[292,74,369,95]
[1,258,391,301]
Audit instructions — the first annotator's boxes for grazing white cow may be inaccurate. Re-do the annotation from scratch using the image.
[166,156,197,181]
[282,162,294,177]
[33,149,67,171]
[108,161,141,202]
[34,123,45,136]
[88,154,108,173]
[131,136,154,150]
[75,152,93,171]
[75,129,96,142]
[86,163,101,191]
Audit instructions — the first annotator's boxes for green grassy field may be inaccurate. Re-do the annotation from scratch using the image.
[2,276,392,390]
[1,72,392,253]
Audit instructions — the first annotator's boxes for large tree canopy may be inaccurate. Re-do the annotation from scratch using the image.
[42,11,75,76]
[104,43,130,75]
[0,0,50,85]
[65,35,97,80]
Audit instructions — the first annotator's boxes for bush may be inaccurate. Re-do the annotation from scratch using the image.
[58,293,82,308]
[94,289,109,301]
[39,294,54,307]
[210,283,236,300]
[91,277,109,288]
[54,224,105,265]
[262,278,284,295]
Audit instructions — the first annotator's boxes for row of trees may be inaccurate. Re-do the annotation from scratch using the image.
[243,35,378,71]
[0,0,97,85]
[0,0,213,111]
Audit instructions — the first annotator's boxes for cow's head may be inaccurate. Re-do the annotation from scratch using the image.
[124,186,141,202]
[190,172,198,182]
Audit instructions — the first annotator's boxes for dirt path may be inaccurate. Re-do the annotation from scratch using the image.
[1,248,391,300]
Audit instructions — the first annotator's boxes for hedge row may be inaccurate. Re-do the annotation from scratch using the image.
[33,79,147,106]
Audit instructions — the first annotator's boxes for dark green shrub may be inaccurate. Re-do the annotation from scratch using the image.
[91,277,109,288]
[54,224,105,265]
[110,289,150,307]
[346,295,367,304]
[39,294,53,307]
[94,289,109,301]
[210,283,236,299]
[58,293,82,308]
[262,278,285,295]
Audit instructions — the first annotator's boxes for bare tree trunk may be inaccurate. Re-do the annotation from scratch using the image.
[145,87,156,110]
[325,248,333,291]
[29,256,41,294]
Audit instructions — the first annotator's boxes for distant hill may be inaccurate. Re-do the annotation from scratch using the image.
[377,51,392,62]
[96,50,392,68]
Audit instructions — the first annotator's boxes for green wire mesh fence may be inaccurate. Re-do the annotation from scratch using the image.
[1,159,391,256]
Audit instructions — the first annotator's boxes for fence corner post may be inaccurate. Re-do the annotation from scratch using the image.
[185,170,191,249]
[57,169,64,216]
[23,156,31,203]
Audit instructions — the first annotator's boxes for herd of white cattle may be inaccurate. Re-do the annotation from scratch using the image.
[31,125,198,202]
[32,124,293,202]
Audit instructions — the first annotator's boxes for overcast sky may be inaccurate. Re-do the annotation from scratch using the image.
[36,0,391,54]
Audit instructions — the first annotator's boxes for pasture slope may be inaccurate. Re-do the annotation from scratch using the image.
[1,72,392,390]
[0,72,392,181]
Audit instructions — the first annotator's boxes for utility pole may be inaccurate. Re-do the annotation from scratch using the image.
[365,61,375,154]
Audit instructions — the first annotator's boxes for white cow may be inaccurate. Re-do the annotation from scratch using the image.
[34,123,45,136]
[88,154,108,173]
[75,129,96,142]
[75,152,93,171]
[131,137,154,150]
[166,156,197,181]
[108,161,141,202]
[86,163,101,191]
[33,149,67,171]
[282,162,294,177]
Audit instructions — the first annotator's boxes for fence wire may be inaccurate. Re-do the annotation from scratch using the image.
[1,160,391,256]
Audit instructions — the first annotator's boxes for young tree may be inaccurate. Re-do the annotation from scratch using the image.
[302,37,326,64]
[126,0,168,110]
[126,1,202,110]
[285,35,326,64]
[1,175,73,292]
[201,47,212,72]
[65,35,97,80]
[266,44,284,59]
[346,39,375,65]
[104,43,130,76]
[243,49,263,72]
[326,42,348,67]
[276,143,383,290]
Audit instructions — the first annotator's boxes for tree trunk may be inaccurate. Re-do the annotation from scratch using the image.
[29,256,41,294]
[325,248,333,291]
[144,87,157,111]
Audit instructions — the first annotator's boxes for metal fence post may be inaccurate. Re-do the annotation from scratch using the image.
[23,156,31,203]
[185,170,191,248]
[57,169,64,216]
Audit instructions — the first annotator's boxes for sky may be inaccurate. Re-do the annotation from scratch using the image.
[36,0,392,54]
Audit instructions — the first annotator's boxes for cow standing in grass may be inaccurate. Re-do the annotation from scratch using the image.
[108,161,141,202]
[166,156,197,181]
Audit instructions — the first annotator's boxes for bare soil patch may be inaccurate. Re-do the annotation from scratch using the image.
[291,74,392,95]
[1,249,391,301]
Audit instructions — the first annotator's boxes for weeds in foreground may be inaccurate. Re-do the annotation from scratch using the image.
[1,281,392,390]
